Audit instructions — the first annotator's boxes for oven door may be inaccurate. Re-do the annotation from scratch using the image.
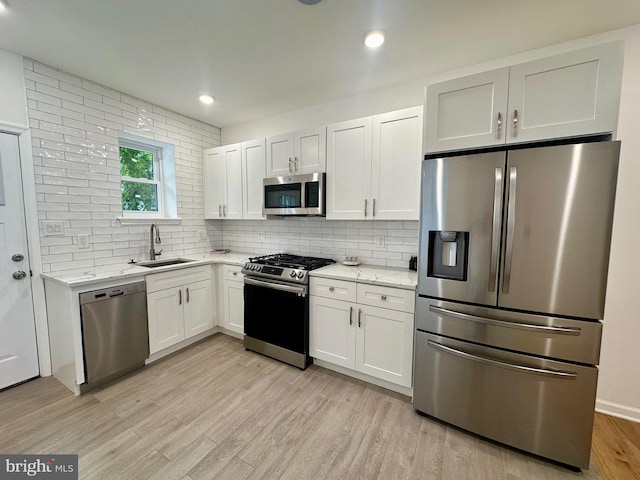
[243,276,310,368]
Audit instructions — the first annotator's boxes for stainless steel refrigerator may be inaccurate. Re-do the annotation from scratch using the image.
[413,140,620,469]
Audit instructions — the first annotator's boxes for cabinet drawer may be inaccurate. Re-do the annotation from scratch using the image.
[310,277,357,302]
[357,283,415,313]
[223,264,244,282]
[146,265,211,293]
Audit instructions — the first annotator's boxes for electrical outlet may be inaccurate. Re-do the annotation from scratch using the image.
[376,235,385,248]
[78,234,90,249]
[197,230,207,241]
[258,232,266,241]
[43,221,64,236]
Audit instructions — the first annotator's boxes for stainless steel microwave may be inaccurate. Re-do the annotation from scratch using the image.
[263,172,326,216]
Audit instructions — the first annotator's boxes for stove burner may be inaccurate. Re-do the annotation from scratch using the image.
[248,253,335,271]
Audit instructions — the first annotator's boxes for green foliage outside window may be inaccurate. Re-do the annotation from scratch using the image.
[120,146,159,212]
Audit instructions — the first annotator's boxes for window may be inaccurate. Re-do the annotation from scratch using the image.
[119,133,177,220]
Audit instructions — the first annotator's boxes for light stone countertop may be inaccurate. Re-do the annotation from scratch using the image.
[309,263,417,290]
[41,252,252,288]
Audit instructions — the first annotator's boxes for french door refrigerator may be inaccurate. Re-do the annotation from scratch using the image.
[414,140,620,469]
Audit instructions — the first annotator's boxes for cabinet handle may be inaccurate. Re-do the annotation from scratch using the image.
[288,157,293,172]
[186,287,190,303]
[178,289,182,305]
[218,204,222,217]
[372,199,376,217]
[496,112,502,139]
[294,156,299,171]
[329,286,334,292]
[349,306,353,326]
[223,204,227,216]
[364,199,368,217]
[358,308,362,328]
[513,109,519,137]
[232,271,238,276]
[381,295,387,301]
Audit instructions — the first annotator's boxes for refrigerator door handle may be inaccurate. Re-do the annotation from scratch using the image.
[429,305,582,336]
[488,167,503,292]
[427,340,578,379]
[503,166,517,293]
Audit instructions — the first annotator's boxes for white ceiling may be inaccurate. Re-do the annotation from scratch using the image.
[1,0,640,128]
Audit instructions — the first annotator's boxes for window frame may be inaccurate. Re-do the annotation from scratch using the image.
[118,133,178,222]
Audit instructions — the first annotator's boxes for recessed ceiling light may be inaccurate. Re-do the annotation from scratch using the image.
[364,30,385,49]
[199,94,214,105]
[298,0,322,5]
[0,0,10,11]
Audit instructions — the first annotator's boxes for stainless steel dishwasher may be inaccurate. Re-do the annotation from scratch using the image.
[79,281,149,392]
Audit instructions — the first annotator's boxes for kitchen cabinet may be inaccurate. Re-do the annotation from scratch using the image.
[309,277,414,388]
[242,138,266,220]
[425,41,623,153]
[203,144,243,219]
[326,106,423,220]
[147,266,213,354]
[221,264,244,335]
[266,127,326,176]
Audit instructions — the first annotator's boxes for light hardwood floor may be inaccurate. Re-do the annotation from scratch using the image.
[0,334,630,479]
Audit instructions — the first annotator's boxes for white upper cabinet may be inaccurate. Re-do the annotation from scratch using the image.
[327,106,423,220]
[241,139,266,220]
[425,69,509,153]
[266,126,326,177]
[371,108,423,220]
[204,139,265,220]
[203,144,243,219]
[424,42,623,153]
[326,117,372,220]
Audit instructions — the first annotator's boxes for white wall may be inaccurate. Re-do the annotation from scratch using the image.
[24,60,223,274]
[0,48,29,129]
[222,25,640,420]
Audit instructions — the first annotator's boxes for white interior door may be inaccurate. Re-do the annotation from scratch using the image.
[0,132,39,389]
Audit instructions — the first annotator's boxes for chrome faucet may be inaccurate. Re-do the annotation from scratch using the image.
[150,223,162,260]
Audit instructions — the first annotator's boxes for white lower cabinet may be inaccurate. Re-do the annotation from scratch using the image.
[146,266,214,354]
[221,264,244,335]
[309,278,414,388]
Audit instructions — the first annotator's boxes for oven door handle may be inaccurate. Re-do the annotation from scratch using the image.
[244,276,307,295]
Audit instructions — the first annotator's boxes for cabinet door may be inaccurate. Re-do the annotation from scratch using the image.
[326,117,372,220]
[203,147,225,219]
[507,42,623,143]
[223,145,243,219]
[371,106,423,220]
[242,138,266,220]
[355,305,413,387]
[147,288,185,354]
[294,127,326,174]
[223,280,245,335]
[309,296,356,369]
[266,133,294,177]
[183,280,213,338]
[425,68,509,153]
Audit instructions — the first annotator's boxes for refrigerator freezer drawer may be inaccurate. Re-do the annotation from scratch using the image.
[413,331,597,469]
[416,297,602,365]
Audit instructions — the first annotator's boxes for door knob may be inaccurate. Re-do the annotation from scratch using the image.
[13,271,27,280]
[11,253,24,262]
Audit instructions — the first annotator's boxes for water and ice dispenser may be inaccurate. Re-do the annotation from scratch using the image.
[427,231,469,281]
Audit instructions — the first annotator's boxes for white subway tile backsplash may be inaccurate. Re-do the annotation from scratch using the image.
[26,59,222,273]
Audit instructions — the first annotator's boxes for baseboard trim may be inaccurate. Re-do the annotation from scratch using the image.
[596,399,640,423]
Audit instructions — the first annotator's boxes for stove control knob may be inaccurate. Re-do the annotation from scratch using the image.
[290,271,297,278]
[297,271,304,279]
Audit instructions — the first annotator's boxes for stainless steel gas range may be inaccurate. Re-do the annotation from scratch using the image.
[242,253,335,369]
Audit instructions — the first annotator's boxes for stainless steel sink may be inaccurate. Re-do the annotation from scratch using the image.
[137,258,196,268]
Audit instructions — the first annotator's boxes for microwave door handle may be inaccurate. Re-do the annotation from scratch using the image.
[502,166,517,294]
[488,167,503,292]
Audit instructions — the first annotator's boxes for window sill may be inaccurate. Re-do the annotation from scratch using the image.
[117,217,182,225]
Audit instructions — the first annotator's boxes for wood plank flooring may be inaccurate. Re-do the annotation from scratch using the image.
[0,334,627,479]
